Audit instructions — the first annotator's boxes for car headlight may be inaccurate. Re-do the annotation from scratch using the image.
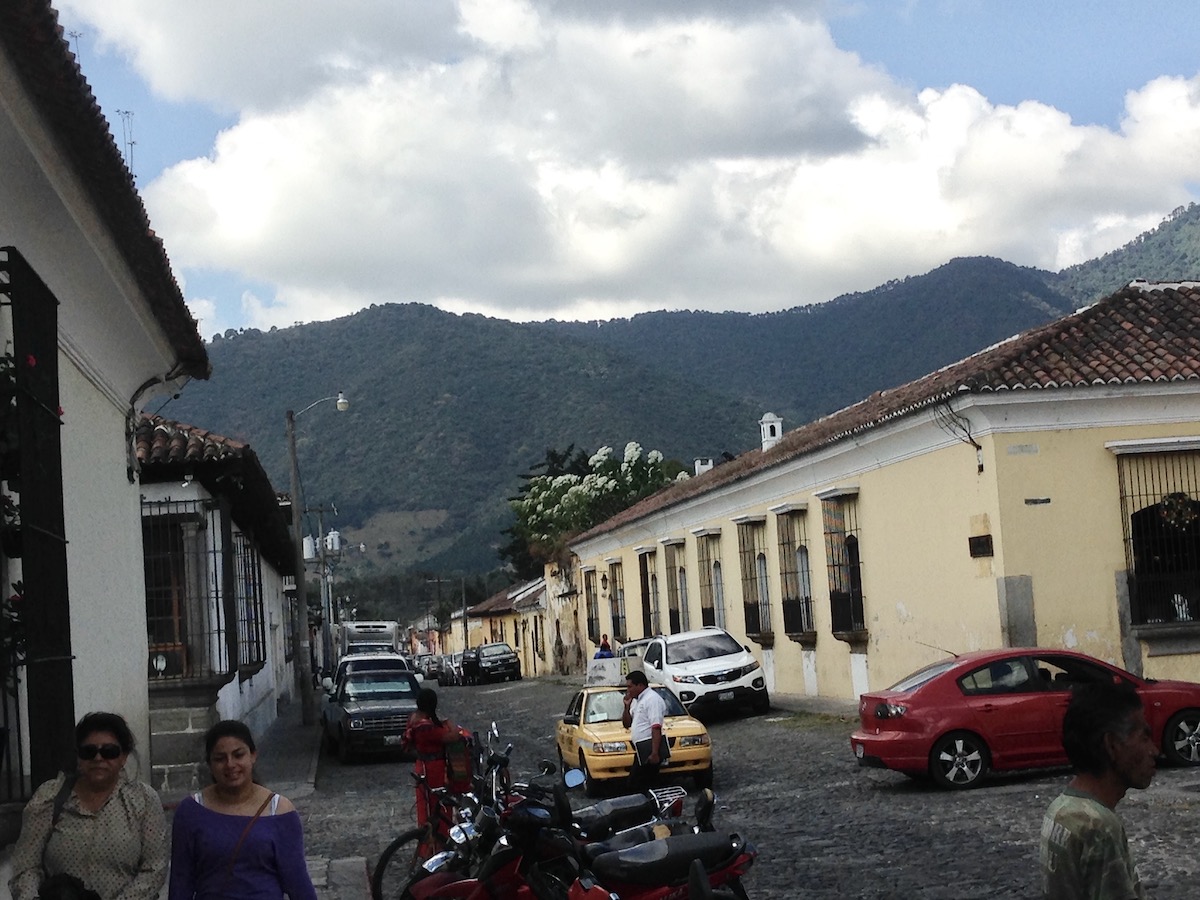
[745,660,761,674]
[676,734,710,747]
[588,741,630,754]
[349,717,364,730]
[874,702,907,719]
[672,674,700,684]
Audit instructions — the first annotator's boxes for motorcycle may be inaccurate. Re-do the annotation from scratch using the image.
[379,727,753,900]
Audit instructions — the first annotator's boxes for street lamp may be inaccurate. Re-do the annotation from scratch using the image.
[286,391,348,725]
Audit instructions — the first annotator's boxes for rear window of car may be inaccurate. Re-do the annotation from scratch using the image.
[343,672,418,700]
[665,632,743,664]
[481,643,514,657]
[887,658,959,693]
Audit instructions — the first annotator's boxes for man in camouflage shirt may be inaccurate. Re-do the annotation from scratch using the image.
[1040,680,1158,899]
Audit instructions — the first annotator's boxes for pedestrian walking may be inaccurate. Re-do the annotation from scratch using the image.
[1040,680,1157,900]
[8,711,167,900]
[169,719,317,900]
[403,688,468,853]
[622,669,668,791]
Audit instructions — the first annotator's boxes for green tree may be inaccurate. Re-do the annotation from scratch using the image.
[506,442,686,572]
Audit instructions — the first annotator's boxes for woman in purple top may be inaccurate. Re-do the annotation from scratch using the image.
[169,720,317,900]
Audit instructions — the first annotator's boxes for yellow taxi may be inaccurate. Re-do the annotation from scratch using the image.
[555,684,713,795]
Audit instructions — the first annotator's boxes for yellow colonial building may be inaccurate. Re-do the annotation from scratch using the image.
[566,281,1200,700]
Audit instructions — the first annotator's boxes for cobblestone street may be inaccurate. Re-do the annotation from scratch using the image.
[298,678,1200,899]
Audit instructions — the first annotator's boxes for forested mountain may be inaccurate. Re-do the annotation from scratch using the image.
[166,204,1200,575]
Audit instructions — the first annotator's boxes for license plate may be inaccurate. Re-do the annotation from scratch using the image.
[854,743,864,759]
[718,690,734,702]
[384,735,404,746]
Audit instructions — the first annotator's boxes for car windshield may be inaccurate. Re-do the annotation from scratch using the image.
[887,658,960,693]
[344,673,416,701]
[481,644,513,658]
[584,686,687,724]
[666,632,743,664]
[346,644,393,656]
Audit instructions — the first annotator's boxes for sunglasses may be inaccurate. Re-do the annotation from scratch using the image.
[78,743,122,761]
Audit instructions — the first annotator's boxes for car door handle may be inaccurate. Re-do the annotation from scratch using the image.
[981,703,995,713]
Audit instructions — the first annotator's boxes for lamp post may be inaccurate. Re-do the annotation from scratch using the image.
[286,391,348,725]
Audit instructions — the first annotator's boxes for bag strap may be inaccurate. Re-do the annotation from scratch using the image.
[221,792,274,889]
[42,773,77,871]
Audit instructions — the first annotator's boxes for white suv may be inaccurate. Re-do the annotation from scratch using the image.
[630,627,768,714]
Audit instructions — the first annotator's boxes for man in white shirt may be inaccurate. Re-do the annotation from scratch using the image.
[622,669,667,791]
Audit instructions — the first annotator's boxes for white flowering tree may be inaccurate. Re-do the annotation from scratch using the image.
[504,442,687,574]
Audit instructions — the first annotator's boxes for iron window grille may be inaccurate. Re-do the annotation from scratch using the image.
[696,534,723,628]
[583,569,600,643]
[822,497,865,633]
[233,532,266,671]
[736,522,771,635]
[142,498,240,681]
[608,562,626,641]
[663,543,690,633]
[778,511,816,634]
[1117,451,1200,625]
[638,551,661,636]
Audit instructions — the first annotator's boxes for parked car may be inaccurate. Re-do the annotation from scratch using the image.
[476,641,521,683]
[423,655,444,680]
[634,627,768,715]
[850,647,1200,789]
[324,652,420,696]
[555,684,713,795]
[321,668,422,763]
[437,654,461,686]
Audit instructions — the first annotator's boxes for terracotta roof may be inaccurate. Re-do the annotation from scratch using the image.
[136,414,293,574]
[0,0,209,379]
[468,588,517,616]
[575,280,1200,541]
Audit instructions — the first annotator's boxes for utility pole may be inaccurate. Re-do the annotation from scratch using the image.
[425,575,445,654]
[312,503,337,671]
[461,577,468,651]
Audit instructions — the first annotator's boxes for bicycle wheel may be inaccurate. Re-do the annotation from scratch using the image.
[371,827,432,900]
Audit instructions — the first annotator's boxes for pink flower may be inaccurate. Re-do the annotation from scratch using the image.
[56,406,63,417]
[23,354,35,368]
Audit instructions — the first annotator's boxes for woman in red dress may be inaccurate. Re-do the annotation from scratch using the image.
[403,688,462,845]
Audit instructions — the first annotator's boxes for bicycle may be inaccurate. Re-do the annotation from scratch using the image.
[370,774,475,899]
[372,726,510,900]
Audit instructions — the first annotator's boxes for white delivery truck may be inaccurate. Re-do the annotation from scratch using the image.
[339,620,401,659]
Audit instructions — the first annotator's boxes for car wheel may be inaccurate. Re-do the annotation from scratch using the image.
[929,731,989,789]
[694,764,714,790]
[337,730,354,765]
[752,690,770,714]
[321,728,336,757]
[579,752,601,798]
[1163,709,1200,766]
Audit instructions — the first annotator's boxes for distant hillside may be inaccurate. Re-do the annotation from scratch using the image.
[1053,202,1200,304]
[166,205,1200,575]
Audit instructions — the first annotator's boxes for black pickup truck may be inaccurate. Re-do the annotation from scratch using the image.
[475,642,521,683]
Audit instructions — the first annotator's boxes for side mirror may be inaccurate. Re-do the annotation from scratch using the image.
[562,715,580,726]
[563,768,586,789]
[414,673,424,683]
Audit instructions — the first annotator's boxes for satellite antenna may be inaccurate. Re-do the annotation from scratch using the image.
[115,109,136,182]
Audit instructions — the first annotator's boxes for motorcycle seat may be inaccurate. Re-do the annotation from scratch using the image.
[588,831,741,887]
[573,794,657,838]
[580,823,671,864]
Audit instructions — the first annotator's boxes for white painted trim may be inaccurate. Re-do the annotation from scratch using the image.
[768,501,809,514]
[1105,436,1200,455]
[603,557,620,564]
[633,545,656,555]
[691,527,722,537]
[730,514,766,525]
[579,565,596,573]
[814,485,860,500]
[659,536,686,546]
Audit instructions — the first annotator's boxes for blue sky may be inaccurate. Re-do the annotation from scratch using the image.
[56,0,1200,338]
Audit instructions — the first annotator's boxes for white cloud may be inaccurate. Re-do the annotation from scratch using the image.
[61,1,1200,328]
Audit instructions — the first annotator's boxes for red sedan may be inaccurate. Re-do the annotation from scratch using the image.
[849,648,1200,788]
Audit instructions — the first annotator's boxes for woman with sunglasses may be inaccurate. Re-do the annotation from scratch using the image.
[8,711,168,900]
[169,719,317,900]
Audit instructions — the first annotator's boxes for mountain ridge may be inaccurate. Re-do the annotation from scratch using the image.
[166,204,1200,573]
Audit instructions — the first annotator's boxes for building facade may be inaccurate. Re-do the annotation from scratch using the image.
[569,283,1200,699]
